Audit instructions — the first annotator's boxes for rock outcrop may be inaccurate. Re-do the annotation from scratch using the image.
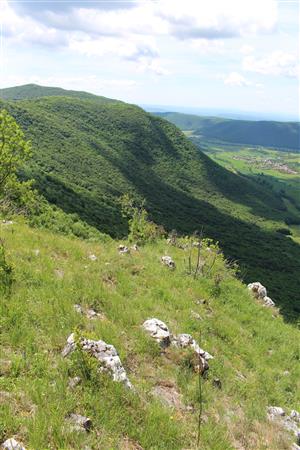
[248,282,275,307]
[62,333,132,389]
[142,320,213,373]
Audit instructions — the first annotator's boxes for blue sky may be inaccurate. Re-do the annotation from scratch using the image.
[0,0,299,119]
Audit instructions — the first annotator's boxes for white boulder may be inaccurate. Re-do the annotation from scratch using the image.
[142,318,171,348]
[248,282,267,299]
[248,282,275,307]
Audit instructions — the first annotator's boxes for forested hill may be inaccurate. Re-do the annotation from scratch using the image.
[0,83,118,103]
[1,84,300,319]
[155,112,300,150]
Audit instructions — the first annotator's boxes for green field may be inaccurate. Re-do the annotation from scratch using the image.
[189,136,300,244]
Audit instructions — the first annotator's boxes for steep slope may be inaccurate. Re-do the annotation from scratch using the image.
[0,221,299,449]
[1,88,300,320]
[155,112,300,150]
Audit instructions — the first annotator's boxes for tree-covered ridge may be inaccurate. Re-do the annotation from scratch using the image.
[0,83,119,104]
[1,91,300,320]
[155,112,300,151]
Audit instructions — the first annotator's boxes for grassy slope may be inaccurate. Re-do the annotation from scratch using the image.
[155,112,300,151]
[0,221,299,449]
[1,94,300,320]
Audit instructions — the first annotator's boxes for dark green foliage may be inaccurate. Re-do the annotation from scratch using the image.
[0,86,299,320]
[155,111,300,151]
[0,241,14,295]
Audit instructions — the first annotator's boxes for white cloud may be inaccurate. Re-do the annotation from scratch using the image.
[243,51,300,78]
[223,71,263,88]
[224,72,252,87]
[5,0,279,44]
[240,45,254,55]
[155,0,278,39]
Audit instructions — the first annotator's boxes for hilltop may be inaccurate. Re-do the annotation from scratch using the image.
[0,220,299,449]
[0,84,117,104]
[1,85,300,320]
[155,112,300,151]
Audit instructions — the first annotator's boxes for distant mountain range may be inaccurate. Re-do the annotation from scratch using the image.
[1,83,300,319]
[154,112,300,151]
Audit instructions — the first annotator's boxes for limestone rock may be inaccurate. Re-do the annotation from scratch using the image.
[1,438,25,450]
[248,282,275,307]
[62,334,132,389]
[172,334,213,361]
[74,304,104,320]
[161,256,175,269]
[142,318,171,348]
[267,406,300,443]
[248,282,267,299]
[172,333,213,373]
[263,296,275,307]
[67,413,92,432]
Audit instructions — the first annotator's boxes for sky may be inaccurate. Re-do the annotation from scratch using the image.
[0,0,299,120]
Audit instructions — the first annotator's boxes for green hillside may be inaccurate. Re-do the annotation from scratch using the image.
[0,220,299,449]
[0,84,117,104]
[1,86,300,320]
[155,112,300,151]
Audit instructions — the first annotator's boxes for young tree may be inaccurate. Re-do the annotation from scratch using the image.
[0,109,31,195]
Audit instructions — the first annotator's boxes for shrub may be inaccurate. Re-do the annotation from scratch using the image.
[0,240,14,295]
[120,193,165,244]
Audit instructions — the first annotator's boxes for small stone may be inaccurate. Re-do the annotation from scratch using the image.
[88,254,97,261]
[191,310,202,321]
[161,256,175,269]
[142,318,171,348]
[67,413,92,432]
[118,245,129,254]
[74,304,83,314]
[131,244,139,251]
[213,378,222,389]
[267,406,285,417]
[68,376,81,389]
[1,438,26,450]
